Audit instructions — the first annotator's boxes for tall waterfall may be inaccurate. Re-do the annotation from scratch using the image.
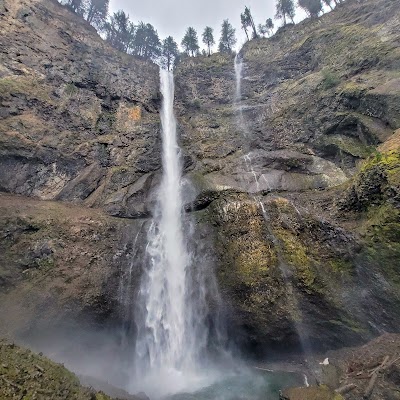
[133,69,223,397]
[234,54,249,139]
[234,54,243,102]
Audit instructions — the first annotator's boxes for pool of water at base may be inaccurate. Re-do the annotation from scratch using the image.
[166,369,305,400]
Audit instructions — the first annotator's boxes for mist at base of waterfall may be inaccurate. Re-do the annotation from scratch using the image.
[129,366,304,400]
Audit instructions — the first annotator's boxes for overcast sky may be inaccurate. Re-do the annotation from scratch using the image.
[109,0,308,51]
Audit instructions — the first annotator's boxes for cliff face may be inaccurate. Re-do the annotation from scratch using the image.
[0,0,160,218]
[174,0,400,353]
[0,0,400,359]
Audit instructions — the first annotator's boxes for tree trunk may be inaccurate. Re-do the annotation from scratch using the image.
[244,27,249,41]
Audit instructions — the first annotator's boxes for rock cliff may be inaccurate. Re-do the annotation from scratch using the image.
[173,0,400,354]
[0,0,399,366]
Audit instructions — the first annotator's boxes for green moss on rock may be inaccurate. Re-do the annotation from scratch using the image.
[0,341,114,400]
[0,76,53,103]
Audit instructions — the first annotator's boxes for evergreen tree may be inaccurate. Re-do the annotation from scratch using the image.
[85,0,109,27]
[258,18,274,37]
[275,0,295,25]
[161,36,179,71]
[202,27,215,56]
[181,27,200,57]
[244,6,258,39]
[298,0,323,18]
[132,22,161,61]
[241,12,250,41]
[218,19,236,54]
[104,10,135,53]
[64,0,86,15]
[266,18,274,36]
[258,23,267,37]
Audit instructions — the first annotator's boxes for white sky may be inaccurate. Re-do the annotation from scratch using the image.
[109,0,309,51]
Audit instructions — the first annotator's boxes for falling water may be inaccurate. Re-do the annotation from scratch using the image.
[233,54,312,361]
[133,70,223,398]
[234,54,243,102]
[234,54,249,138]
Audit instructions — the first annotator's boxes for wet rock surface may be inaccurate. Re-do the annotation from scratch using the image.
[0,0,399,369]
[0,0,161,214]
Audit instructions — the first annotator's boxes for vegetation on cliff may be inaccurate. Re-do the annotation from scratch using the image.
[0,341,114,400]
[56,0,353,64]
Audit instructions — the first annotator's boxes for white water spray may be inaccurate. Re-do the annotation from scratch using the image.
[133,70,223,398]
[234,54,243,102]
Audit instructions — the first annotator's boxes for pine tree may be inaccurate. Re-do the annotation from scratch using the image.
[244,7,258,39]
[132,22,161,61]
[266,18,274,36]
[161,36,179,71]
[64,0,86,16]
[202,27,215,56]
[275,0,296,25]
[104,10,135,53]
[181,27,200,57]
[85,0,109,28]
[258,18,274,37]
[298,0,323,18]
[241,13,250,41]
[258,24,267,37]
[218,19,236,54]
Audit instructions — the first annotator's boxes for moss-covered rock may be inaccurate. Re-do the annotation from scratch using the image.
[0,340,115,399]
[281,385,344,400]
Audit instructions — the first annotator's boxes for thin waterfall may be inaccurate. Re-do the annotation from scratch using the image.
[133,69,225,397]
[233,53,312,359]
[234,54,243,102]
[234,54,248,138]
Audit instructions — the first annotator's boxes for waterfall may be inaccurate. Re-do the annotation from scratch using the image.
[234,54,248,138]
[133,69,224,398]
[234,54,243,102]
[233,55,312,359]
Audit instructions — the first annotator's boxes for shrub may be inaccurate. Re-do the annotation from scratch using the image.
[321,69,340,89]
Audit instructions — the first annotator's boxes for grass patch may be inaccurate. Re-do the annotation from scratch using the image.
[321,68,340,90]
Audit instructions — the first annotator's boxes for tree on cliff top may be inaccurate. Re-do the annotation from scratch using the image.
[104,10,135,53]
[63,0,86,15]
[275,0,296,25]
[202,27,215,56]
[266,18,274,35]
[258,18,274,37]
[161,36,179,70]
[298,0,323,18]
[243,7,258,39]
[85,0,109,27]
[181,27,200,57]
[131,22,161,61]
[218,20,236,54]
[240,12,250,41]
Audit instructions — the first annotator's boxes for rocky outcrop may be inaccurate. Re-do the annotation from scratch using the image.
[0,340,116,399]
[0,0,160,217]
[174,0,400,353]
[0,193,147,347]
[175,0,399,192]
[280,386,344,400]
